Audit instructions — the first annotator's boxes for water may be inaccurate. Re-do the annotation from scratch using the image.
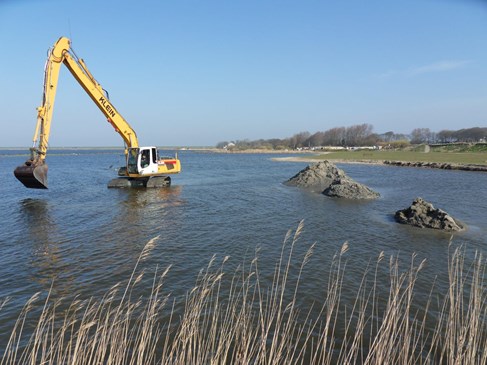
[0,149,486,353]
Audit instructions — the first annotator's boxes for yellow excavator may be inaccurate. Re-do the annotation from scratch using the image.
[14,37,181,189]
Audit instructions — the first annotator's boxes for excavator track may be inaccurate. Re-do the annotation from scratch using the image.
[14,161,48,189]
[107,176,171,188]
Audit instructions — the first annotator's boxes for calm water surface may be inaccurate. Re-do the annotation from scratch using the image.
[0,149,486,350]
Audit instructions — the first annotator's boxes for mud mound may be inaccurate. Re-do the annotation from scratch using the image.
[394,197,465,232]
[285,160,380,200]
[323,178,380,200]
[285,160,345,191]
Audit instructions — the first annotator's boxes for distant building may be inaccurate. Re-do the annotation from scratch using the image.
[347,146,380,151]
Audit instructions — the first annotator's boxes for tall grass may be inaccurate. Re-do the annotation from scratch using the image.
[1,223,486,364]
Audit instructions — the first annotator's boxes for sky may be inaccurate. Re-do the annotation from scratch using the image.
[1,0,486,147]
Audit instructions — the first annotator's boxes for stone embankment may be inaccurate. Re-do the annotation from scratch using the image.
[285,160,380,200]
[384,160,487,172]
[395,197,465,232]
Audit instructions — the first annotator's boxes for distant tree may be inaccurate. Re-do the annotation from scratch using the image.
[290,131,311,149]
[411,128,432,144]
[455,127,487,142]
[435,128,487,143]
[323,127,346,146]
[305,131,326,147]
[346,123,374,146]
[214,122,481,151]
[363,133,380,146]
[430,131,437,144]
[395,133,410,141]
[234,139,251,150]
[266,138,286,149]
[384,131,395,142]
[378,131,411,143]
[411,128,422,144]
[344,125,359,146]
[438,130,455,143]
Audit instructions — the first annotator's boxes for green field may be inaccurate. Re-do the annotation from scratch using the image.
[311,149,487,165]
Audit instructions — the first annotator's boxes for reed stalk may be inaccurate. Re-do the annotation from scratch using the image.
[1,227,486,364]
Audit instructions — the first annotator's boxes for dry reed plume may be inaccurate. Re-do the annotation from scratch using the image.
[1,223,486,364]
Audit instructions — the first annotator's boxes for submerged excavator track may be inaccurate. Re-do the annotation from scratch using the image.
[107,175,171,188]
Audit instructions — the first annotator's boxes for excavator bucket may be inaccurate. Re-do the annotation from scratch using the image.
[14,161,48,189]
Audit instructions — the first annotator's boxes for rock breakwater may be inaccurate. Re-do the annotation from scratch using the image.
[384,160,487,172]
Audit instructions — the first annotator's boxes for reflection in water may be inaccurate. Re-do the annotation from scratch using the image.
[19,198,75,298]
[19,198,58,264]
[117,186,184,234]
[20,198,53,226]
[122,185,183,209]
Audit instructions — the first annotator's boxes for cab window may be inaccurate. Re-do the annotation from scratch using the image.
[127,149,138,174]
[140,149,150,168]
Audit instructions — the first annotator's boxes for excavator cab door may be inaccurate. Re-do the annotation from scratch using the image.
[126,148,139,174]
[137,147,158,175]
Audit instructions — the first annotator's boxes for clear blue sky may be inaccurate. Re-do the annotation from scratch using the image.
[1,0,486,147]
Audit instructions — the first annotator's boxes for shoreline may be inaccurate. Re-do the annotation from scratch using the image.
[272,156,487,172]
[192,148,487,172]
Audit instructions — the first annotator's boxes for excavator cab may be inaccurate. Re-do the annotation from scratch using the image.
[125,147,159,175]
[138,148,159,174]
[112,146,178,188]
[14,148,49,189]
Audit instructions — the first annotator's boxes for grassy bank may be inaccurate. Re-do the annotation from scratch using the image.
[310,149,487,165]
[1,226,486,364]
[207,144,487,166]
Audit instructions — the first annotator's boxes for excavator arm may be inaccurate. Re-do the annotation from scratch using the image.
[31,37,138,159]
[62,41,139,149]
[14,37,173,189]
